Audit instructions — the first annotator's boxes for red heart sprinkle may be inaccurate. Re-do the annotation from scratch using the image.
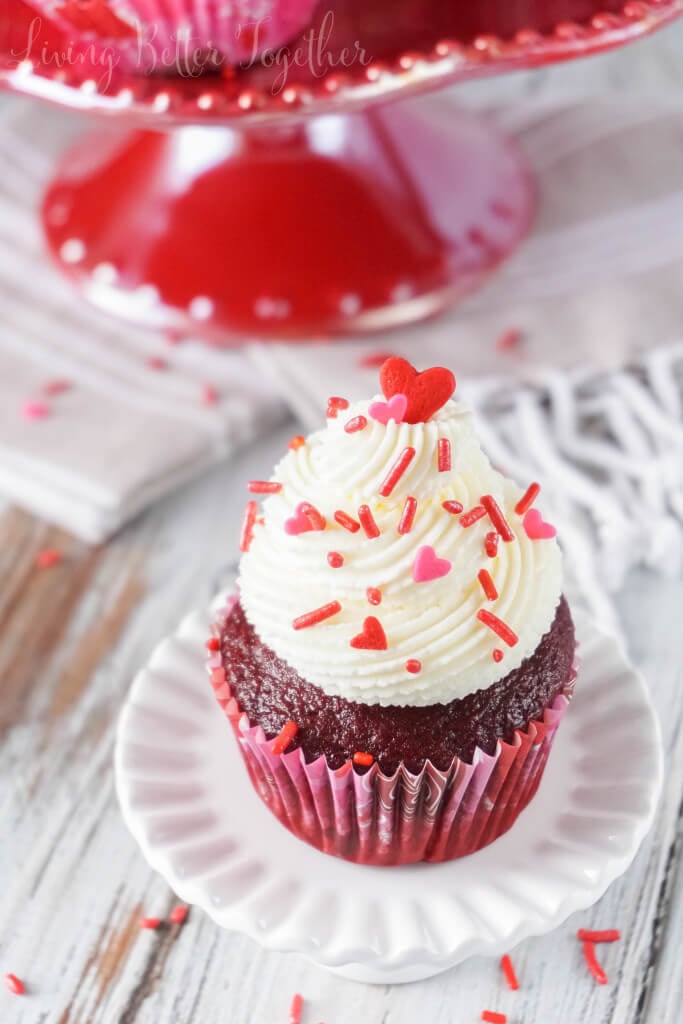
[350,616,387,651]
[379,357,455,424]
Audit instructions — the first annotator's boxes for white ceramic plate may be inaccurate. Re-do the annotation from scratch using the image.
[115,607,662,984]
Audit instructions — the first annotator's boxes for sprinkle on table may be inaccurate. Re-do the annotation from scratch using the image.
[379,446,416,497]
[293,601,342,630]
[22,399,50,420]
[201,384,220,405]
[248,480,282,494]
[239,501,258,552]
[405,659,422,674]
[327,551,344,568]
[272,721,299,756]
[146,355,168,370]
[43,378,71,396]
[5,974,25,995]
[139,917,161,930]
[353,751,374,767]
[577,928,621,943]
[515,482,541,516]
[460,505,486,528]
[289,992,304,1024]
[359,350,395,369]
[481,1012,507,1024]
[36,548,62,569]
[496,327,522,352]
[500,953,519,990]
[398,495,418,534]
[477,568,498,601]
[358,504,381,538]
[334,510,361,533]
[169,905,188,925]
[366,587,382,605]
[481,494,514,542]
[442,500,463,516]
[477,609,518,647]
[583,940,608,985]
[485,531,500,558]
[344,415,368,433]
[288,435,305,450]
[326,396,349,418]
[437,437,451,472]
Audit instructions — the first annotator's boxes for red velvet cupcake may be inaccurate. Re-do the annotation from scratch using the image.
[207,359,576,865]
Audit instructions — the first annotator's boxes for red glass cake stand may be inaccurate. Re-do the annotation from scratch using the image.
[0,1,681,342]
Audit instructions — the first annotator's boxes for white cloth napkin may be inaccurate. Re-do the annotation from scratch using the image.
[0,99,287,542]
[253,100,683,632]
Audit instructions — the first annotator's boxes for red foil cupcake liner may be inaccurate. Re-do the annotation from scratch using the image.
[208,596,575,866]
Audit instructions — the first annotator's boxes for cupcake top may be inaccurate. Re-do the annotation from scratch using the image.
[238,358,562,708]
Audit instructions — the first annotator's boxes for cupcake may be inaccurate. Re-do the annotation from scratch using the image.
[30,0,320,75]
[208,358,576,866]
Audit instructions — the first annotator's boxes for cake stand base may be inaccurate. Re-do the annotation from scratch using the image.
[42,98,534,342]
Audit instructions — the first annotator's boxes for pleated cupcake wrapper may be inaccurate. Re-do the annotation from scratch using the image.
[38,0,320,72]
[208,595,576,865]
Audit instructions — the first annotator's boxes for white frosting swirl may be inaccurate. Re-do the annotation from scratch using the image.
[238,397,563,707]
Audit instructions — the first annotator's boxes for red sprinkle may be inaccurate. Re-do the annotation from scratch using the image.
[481,494,514,542]
[577,929,621,943]
[515,482,541,516]
[398,496,418,534]
[344,415,368,433]
[437,437,451,472]
[485,531,500,558]
[248,480,282,494]
[201,384,219,405]
[353,751,374,767]
[460,505,486,528]
[326,396,349,418]
[500,954,519,990]
[359,350,395,369]
[140,917,161,930]
[239,501,258,552]
[205,637,220,652]
[289,993,304,1024]
[36,547,62,569]
[327,551,344,568]
[492,649,504,663]
[300,503,326,531]
[334,510,361,533]
[288,435,305,450]
[366,587,382,605]
[442,500,464,515]
[146,355,168,370]
[22,399,50,420]
[477,609,518,647]
[272,721,299,756]
[583,940,607,985]
[43,378,71,396]
[358,504,380,539]
[293,601,342,630]
[169,906,188,925]
[497,327,522,351]
[481,1013,507,1024]
[379,446,416,497]
[405,659,422,674]
[478,568,499,601]
[5,974,25,995]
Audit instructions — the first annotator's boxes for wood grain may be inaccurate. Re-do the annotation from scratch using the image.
[0,419,681,1024]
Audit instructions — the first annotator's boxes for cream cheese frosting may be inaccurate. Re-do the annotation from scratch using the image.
[238,394,562,708]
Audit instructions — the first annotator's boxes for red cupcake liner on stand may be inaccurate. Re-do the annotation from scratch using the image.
[208,596,576,866]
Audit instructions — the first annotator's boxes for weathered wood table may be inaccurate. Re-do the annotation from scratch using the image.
[1,419,681,1024]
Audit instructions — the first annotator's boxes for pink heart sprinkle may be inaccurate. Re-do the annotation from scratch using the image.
[284,502,325,535]
[22,400,50,421]
[368,393,407,425]
[523,508,556,540]
[412,545,451,583]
